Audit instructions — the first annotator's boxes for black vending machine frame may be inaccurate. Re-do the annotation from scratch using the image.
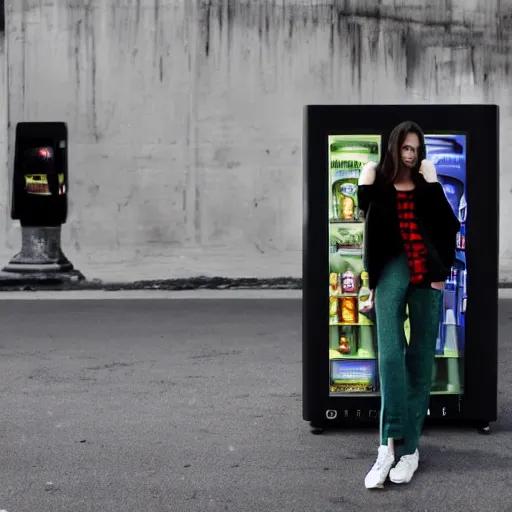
[302,105,499,432]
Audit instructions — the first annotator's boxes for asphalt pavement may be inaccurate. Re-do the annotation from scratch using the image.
[0,295,512,512]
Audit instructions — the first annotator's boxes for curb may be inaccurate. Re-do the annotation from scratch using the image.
[0,276,303,291]
[0,276,510,292]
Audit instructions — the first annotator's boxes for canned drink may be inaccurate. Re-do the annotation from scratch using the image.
[461,270,467,289]
[461,270,467,314]
[458,193,467,223]
[342,271,356,293]
[456,232,466,250]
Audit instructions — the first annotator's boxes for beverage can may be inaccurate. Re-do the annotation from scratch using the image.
[456,232,466,250]
[342,271,356,293]
[341,297,357,324]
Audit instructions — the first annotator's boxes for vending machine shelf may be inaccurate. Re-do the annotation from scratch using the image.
[329,322,374,327]
[330,356,377,361]
[330,392,381,398]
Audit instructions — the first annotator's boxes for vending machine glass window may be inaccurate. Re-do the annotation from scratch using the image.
[327,133,468,399]
[424,134,467,396]
[328,135,381,396]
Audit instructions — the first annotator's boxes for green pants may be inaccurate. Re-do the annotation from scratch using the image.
[374,253,443,457]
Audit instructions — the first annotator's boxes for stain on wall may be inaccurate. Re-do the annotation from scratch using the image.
[2,0,512,280]
[197,1,512,91]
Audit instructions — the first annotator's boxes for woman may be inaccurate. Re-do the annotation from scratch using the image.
[357,121,460,488]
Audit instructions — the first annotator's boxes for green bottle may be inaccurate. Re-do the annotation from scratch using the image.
[358,271,371,311]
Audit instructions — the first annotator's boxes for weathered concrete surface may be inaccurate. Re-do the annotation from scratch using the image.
[1,0,512,283]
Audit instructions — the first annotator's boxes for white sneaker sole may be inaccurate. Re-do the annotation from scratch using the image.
[365,467,393,489]
[389,466,418,484]
[365,481,385,489]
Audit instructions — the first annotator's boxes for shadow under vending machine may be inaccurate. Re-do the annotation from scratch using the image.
[302,105,499,435]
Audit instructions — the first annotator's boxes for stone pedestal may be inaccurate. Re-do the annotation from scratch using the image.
[0,226,84,284]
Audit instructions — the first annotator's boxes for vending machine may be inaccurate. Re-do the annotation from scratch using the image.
[302,105,499,434]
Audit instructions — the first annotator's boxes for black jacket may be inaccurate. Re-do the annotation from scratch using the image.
[358,172,461,290]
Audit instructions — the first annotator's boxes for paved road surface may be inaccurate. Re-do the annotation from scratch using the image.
[0,297,511,512]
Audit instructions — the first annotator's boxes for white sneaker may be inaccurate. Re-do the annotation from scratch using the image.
[364,445,395,489]
[389,449,419,484]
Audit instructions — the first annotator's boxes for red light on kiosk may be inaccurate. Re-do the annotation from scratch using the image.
[38,148,51,159]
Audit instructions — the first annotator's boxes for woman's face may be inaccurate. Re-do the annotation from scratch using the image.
[400,132,420,169]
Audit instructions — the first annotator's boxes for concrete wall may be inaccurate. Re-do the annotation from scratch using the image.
[2,0,512,282]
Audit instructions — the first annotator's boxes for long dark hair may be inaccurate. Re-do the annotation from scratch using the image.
[378,121,426,184]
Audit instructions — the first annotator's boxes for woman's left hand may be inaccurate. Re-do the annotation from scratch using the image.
[419,159,438,183]
[431,281,445,291]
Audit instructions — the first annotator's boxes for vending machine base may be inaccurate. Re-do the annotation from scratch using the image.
[308,418,492,436]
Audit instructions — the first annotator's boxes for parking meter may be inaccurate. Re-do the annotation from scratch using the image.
[1,121,84,283]
[11,122,68,227]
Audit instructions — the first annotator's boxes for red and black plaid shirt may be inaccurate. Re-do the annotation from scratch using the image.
[396,191,428,284]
